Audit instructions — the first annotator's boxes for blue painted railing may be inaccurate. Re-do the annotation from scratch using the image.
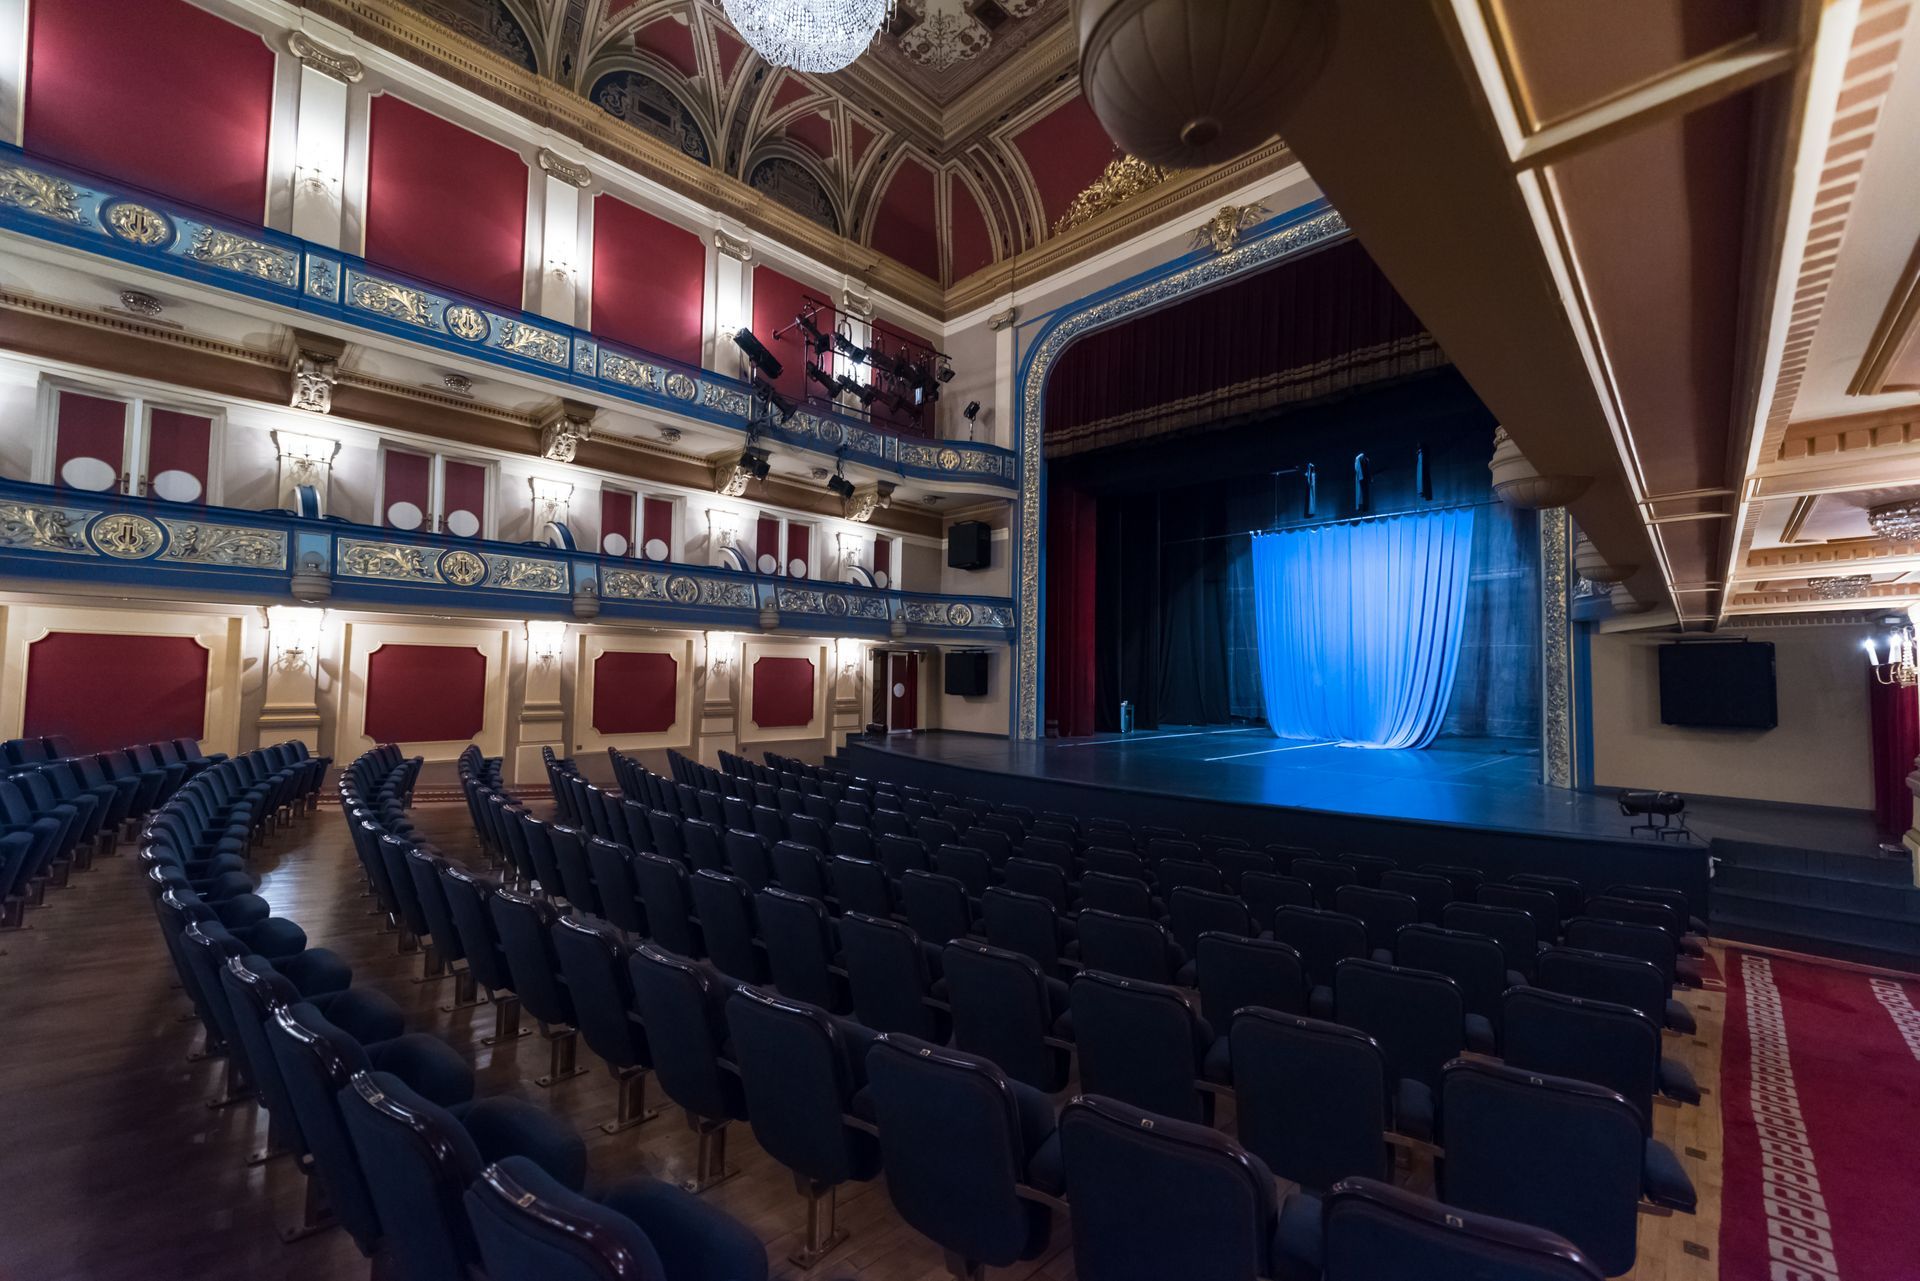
[0,145,1017,490]
[0,478,1015,637]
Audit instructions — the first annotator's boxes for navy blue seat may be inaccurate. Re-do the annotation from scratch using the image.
[1058,1094,1317,1281]
[437,863,526,1043]
[548,823,601,914]
[944,940,1071,1092]
[829,854,892,918]
[1078,871,1161,921]
[1159,857,1227,895]
[1510,873,1585,922]
[584,836,648,937]
[1392,923,1513,1049]
[1273,905,1368,1017]
[865,1035,1060,1279]
[1539,942,1696,1034]
[1168,886,1254,956]
[840,913,946,1041]
[1380,870,1454,925]
[551,914,660,1131]
[338,1070,589,1281]
[1479,883,1563,944]
[982,886,1073,976]
[878,833,931,881]
[405,846,481,1006]
[771,840,831,900]
[725,985,881,1267]
[1440,1059,1695,1277]
[1338,852,1398,888]
[1417,862,1486,903]
[1333,958,1464,1114]
[1292,857,1357,908]
[1002,856,1074,913]
[1076,909,1186,985]
[1322,1177,1603,1281]
[489,887,587,1085]
[901,869,974,946]
[1332,885,1419,963]
[627,946,748,1191]
[1231,1010,1391,1192]
[631,850,703,958]
[689,869,765,983]
[466,1154,769,1281]
[723,828,774,890]
[1195,932,1308,1030]
[1070,971,1222,1124]
[756,887,846,1011]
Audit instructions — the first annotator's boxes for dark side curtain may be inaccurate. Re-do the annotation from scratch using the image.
[1869,673,1919,838]
[1095,495,1164,731]
[1044,482,1099,738]
[1043,239,1443,459]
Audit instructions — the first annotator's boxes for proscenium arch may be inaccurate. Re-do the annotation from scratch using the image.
[1009,199,1351,739]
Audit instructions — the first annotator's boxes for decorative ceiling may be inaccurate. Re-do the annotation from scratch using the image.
[389,0,1122,285]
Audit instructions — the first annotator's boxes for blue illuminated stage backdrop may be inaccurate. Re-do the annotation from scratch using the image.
[1251,508,1476,748]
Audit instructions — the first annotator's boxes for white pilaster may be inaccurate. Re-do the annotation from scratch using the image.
[289,62,353,247]
[0,0,26,146]
[535,174,581,323]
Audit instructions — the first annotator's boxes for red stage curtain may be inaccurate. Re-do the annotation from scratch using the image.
[1868,673,1919,838]
[1042,239,1442,458]
[1045,482,1098,737]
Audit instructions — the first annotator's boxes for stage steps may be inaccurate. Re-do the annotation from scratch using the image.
[1710,839,1920,970]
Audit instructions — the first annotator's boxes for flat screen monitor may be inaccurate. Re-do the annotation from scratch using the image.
[1657,642,1777,729]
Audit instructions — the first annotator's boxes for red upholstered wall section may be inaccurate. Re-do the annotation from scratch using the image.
[870,158,941,283]
[53,392,128,493]
[25,0,275,224]
[591,651,679,735]
[752,656,816,730]
[363,644,487,743]
[365,97,529,312]
[1012,95,1118,230]
[751,265,818,404]
[23,633,209,754]
[592,195,707,368]
[948,179,995,283]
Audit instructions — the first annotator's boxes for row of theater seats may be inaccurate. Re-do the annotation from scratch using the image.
[319,743,770,1281]
[2,733,257,928]
[422,744,1694,1278]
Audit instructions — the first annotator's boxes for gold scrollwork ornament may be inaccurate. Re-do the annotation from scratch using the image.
[91,514,165,559]
[438,549,488,586]
[103,201,173,246]
[445,306,489,341]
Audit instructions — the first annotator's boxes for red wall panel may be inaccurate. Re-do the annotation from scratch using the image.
[23,633,209,754]
[752,656,815,730]
[363,644,487,744]
[873,537,892,586]
[591,195,707,368]
[642,498,674,561]
[382,450,431,531]
[53,392,128,492]
[755,515,783,575]
[591,651,679,735]
[1012,95,1117,229]
[869,157,941,282]
[600,488,635,556]
[442,458,487,539]
[750,265,818,403]
[786,524,810,578]
[146,410,212,504]
[948,178,995,283]
[25,0,274,224]
[365,97,529,312]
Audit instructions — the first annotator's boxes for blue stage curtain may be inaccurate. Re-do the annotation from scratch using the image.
[1251,507,1476,749]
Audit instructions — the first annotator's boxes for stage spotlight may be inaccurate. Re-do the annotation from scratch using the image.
[735,446,771,484]
[937,356,956,384]
[826,471,856,499]
[1303,463,1317,518]
[832,328,868,365]
[964,401,981,422]
[732,327,782,380]
[795,308,828,349]
[1354,452,1372,512]
[1416,444,1433,500]
[837,374,880,406]
[752,378,797,422]
[805,363,839,397]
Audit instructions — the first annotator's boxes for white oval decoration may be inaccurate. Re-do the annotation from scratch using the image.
[892,683,906,698]
[386,500,424,531]
[151,469,202,503]
[603,532,630,556]
[446,508,481,538]
[788,558,807,578]
[758,553,778,574]
[60,455,117,491]
[644,537,669,561]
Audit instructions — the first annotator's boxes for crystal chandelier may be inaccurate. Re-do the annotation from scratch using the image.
[1868,498,1920,543]
[720,0,893,73]
[1806,574,1872,600]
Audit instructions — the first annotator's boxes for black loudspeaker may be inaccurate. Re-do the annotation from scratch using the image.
[948,520,991,570]
[945,651,989,697]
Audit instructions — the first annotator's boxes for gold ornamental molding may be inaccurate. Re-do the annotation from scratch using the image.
[537,149,594,189]
[1051,156,1176,238]
[286,30,365,83]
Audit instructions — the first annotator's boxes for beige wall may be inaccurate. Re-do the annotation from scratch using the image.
[1590,622,1875,810]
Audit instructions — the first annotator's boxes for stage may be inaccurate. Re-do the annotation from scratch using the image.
[842,728,1894,929]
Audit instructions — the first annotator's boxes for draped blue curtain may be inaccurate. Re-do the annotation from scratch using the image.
[1251,507,1476,748]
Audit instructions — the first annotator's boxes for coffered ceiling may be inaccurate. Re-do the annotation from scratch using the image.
[381,0,1151,288]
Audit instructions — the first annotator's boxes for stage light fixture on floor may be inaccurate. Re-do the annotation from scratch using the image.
[1354,452,1372,512]
[732,327,782,379]
[1416,444,1432,500]
[1303,463,1317,518]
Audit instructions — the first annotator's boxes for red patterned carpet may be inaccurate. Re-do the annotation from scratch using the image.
[1717,949,1920,1281]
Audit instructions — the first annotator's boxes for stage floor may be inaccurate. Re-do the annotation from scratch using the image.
[859,727,1883,856]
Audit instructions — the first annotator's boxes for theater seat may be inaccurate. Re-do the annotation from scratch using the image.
[1321,1177,1603,1281]
[1070,971,1218,1125]
[944,940,1072,1093]
[465,1154,768,1281]
[627,946,750,1192]
[1232,1010,1395,1188]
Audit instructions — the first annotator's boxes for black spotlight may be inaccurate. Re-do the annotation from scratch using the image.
[832,328,868,365]
[937,356,956,384]
[805,363,838,396]
[837,374,879,406]
[753,378,797,422]
[795,308,829,350]
[964,401,981,422]
[1354,453,1372,512]
[732,327,782,380]
[827,471,856,499]
[738,446,771,482]
[1416,444,1433,500]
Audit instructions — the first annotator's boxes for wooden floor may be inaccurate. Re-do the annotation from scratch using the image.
[0,800,1727,1281]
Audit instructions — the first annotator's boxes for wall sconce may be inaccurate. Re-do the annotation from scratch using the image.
[267,604,326,673]
[1865,612,1920,687]
[273,428,341,486]
[835,637,860,678]
[527,620,567,668]
[708,631,737,678]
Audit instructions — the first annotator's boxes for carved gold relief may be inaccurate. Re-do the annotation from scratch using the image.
[339,540,438,582]
[350,277,437,327]
[188,228,298,286]
[159,521,286,568]
[90,514,165,559]
[1191,203,1269,255]
[445,305,489,340]
[1053,156,1175,237]
[0,502,95,554]
[438,549,487,586]
[497,320,567,365]
[103,201,173,246]
[487,556,567,593]
[0,164,84,222]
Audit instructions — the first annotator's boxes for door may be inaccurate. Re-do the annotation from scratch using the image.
[887,651,918,733]
[52,390,132,493]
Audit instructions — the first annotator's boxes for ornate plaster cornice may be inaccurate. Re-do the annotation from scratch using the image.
[536,148,593,189]
[287,29,365,83]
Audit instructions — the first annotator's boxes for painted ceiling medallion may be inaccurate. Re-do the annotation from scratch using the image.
[720,0,893,73]
[896,0,1043,70]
